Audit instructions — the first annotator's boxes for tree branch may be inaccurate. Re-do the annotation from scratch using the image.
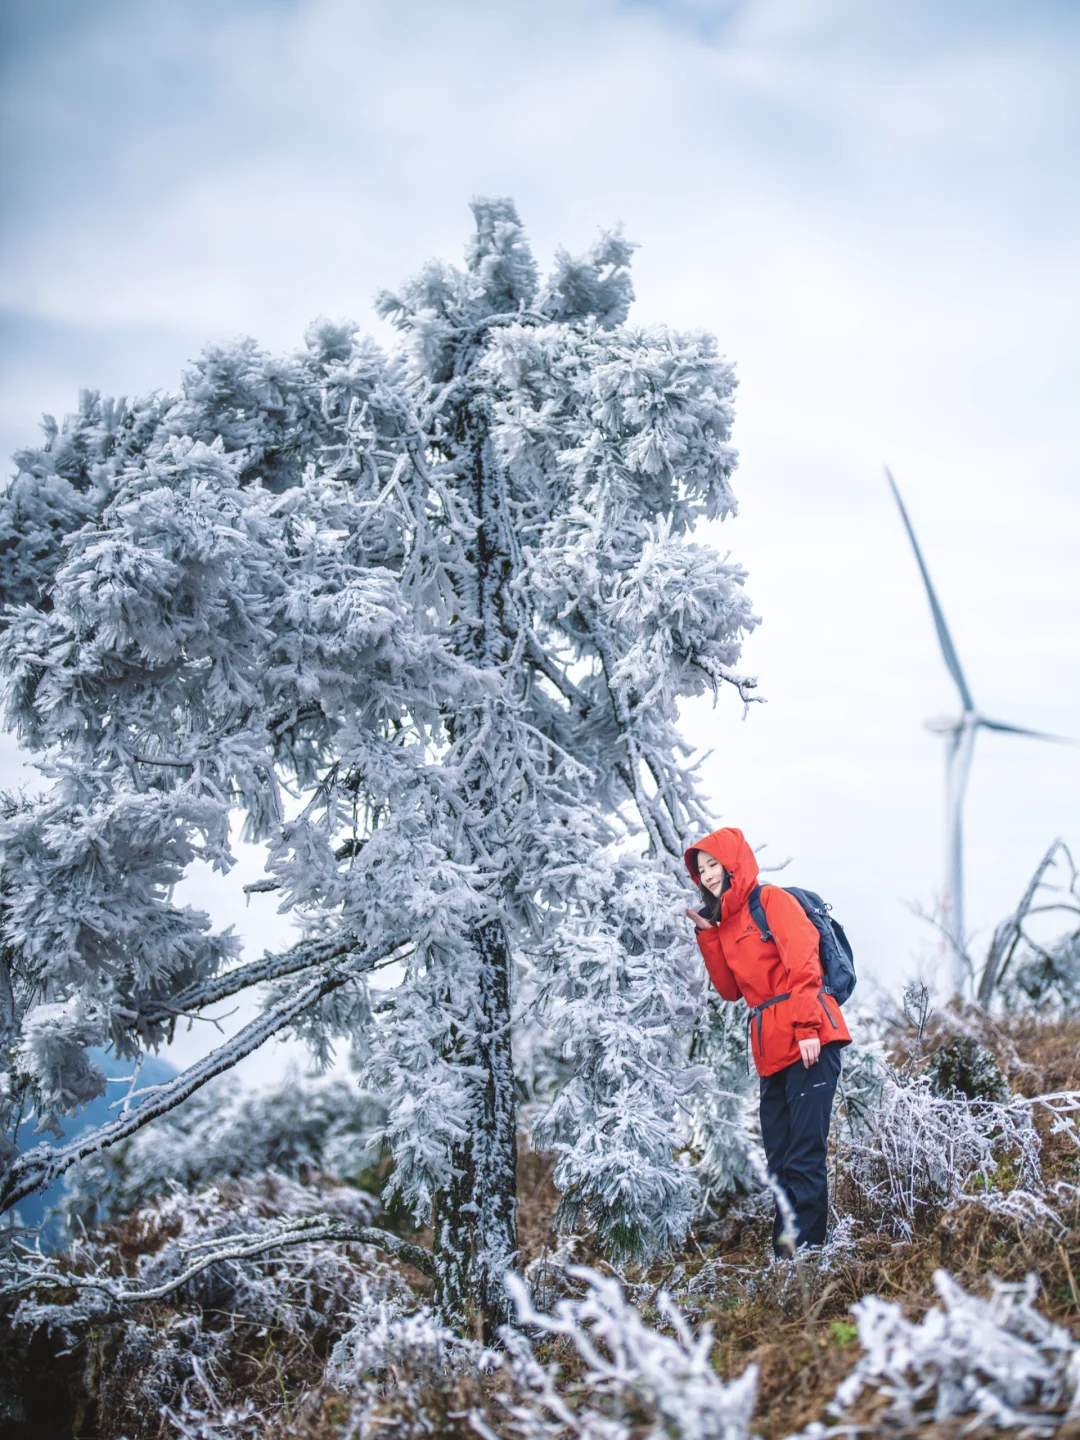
[691,653,761,712]
[577,604,684,862]
[977,840,1068,1006]
[1,948,377,1214]
[523,636,591,718]
[136,932,411,1029]
[4,1215,434,1307]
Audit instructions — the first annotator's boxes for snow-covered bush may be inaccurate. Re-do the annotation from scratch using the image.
[687,992,757,1207]
[493,1266,758,1440]
[328,1305,495,1440]
[56,1070,386,1229]
[331,1301,484,1387]
[3,1172,415,1438]
[832,1269,1080,1433]
[328,1265,760,1440]
[838,1077,1042,1238]
[832,1037,886,1138]
[10,1171,396,1329]
[926,1034,1010,1102]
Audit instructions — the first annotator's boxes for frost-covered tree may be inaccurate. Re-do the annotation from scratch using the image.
[688,992,756,1205]
[0,199,756,1334]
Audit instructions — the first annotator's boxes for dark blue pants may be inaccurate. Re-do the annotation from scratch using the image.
[759,1041,842,1252]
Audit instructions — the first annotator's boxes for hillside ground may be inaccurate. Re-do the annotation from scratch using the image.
[4,1008,1080,1440]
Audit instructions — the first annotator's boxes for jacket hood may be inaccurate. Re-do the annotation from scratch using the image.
[685,827,760,916]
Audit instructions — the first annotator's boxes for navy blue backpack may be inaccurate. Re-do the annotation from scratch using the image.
[747,884,856,1005]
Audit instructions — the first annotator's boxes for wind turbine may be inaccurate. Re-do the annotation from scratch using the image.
[885,467,1076,997]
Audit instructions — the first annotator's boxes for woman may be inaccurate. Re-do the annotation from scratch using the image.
[684,826,850,1253]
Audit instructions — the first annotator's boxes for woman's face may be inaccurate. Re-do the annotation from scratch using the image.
[696,851,727,896]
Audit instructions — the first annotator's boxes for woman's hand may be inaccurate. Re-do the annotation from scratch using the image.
[685,907,712,931]
[797,1035,821,1068]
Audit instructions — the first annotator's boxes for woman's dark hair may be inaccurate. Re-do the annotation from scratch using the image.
[693,850,729,923]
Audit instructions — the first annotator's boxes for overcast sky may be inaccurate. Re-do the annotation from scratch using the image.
[2,0,1079,1083]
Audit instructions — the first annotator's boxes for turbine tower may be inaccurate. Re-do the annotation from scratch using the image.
[885,467,1075,998]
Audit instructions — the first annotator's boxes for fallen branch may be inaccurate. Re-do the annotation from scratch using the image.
[5,1214,434,1307]
[977,841,1072,1006]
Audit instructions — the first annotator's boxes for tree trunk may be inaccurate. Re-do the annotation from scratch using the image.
[431,917,518,1339]
[430,392,519,1338]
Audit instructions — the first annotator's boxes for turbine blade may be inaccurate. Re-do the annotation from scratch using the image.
[885,466,975,712]
[979,718,1079,745]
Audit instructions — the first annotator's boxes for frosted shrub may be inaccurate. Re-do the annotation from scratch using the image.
[833,1039,885,1138]
[839,1076,1042,1238]
[832,1269,1080,1433]
[926,1035,1009,1102]
[4,1173,414,1438]
[330,1302,488,1388]
[10,1171,401,1329]
[330,1304,497,1440]
[344,1306,451,1377]
[492,1265,759,1440]
[336,1268,758,1440]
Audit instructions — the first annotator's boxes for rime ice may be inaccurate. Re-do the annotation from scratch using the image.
[0,199,757,1331]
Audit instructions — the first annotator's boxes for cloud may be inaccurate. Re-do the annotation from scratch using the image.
[1,0,1078,1029]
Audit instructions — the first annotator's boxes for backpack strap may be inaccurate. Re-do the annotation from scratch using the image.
[748,884,772,942]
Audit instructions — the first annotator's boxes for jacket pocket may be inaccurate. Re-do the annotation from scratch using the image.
[748,992,791,1056]
[818,987,839,1030]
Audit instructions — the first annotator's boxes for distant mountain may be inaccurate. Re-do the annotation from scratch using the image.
[11,1047,177,1248]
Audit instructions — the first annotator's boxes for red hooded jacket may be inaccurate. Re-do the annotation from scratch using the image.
[685,827,851,1078]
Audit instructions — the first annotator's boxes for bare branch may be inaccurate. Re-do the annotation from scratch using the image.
[977,840,1068,1006]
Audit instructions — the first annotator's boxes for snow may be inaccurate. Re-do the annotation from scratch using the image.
[0,199,757,1311]
[832,1270,1080,1434]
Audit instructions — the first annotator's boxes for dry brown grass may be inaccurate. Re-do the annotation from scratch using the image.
[886,1003,1080,1098]
[603,1012,1080,1438]
[516,1136,562,1268]
[9,1012,1080,1439]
